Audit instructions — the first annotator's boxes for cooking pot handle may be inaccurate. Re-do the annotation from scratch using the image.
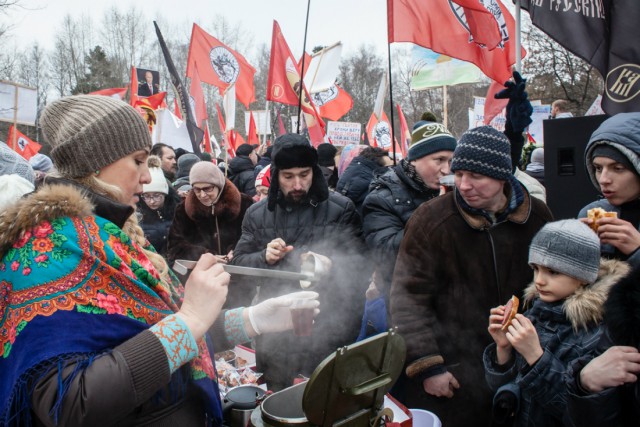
[343,373,391,395]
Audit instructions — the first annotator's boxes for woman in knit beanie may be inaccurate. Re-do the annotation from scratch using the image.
[484,219,629,427]
[0,95,317,426]
[167,160,255,308]
[137,155,180,258]
[579,112,640,267]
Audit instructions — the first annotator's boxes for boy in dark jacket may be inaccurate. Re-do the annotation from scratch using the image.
[485,220,629,426]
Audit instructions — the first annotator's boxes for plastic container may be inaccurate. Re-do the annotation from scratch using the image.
[409,409,442,427]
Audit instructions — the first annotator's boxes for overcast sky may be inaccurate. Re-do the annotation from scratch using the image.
[3,0,391,59]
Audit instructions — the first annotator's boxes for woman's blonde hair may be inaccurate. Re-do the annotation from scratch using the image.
[74,174,172,287]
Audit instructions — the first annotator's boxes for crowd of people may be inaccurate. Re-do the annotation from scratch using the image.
[0,73,639,427]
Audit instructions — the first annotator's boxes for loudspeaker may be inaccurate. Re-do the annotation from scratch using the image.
[544,115,608,219]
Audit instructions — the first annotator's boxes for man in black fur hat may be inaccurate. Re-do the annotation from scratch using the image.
[232,133,371,390]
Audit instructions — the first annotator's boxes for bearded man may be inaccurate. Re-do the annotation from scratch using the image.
[232,133,371,390]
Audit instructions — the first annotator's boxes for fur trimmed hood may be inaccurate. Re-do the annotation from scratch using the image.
[604,261,640,349]
[0,183,94,258]
[183,178,243,221]
[523,258,630,331]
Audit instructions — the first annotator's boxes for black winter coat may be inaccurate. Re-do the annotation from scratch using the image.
[566,262,640,427]
[336,155,389,214]
[361,164,439,294]
[228,156,257,197]
[137,193,180,258]
[232,166,371,390]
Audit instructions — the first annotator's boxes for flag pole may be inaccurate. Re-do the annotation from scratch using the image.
[386,6,397,165]
[443,85,448,128]
[262,101,269,146]
[12,84,18,151]
[296,0,311,134]
[515,0,522,73]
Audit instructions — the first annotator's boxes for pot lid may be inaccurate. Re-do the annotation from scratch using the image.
[225,385,267,410]
[302,329,406,426]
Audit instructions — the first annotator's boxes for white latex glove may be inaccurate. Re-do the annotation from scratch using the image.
[247,291,320,335]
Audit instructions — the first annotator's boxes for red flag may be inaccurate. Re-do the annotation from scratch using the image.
[366,112,404,159]
[247,111,260,145]
[187,23,256,108]
[134,92,167,110]
[89,87,128,99]
[8,125,41,161]
[484,80,509,125]
[312,84,353,121]
[267,20,325,144]
[174,98,183,119]
[202,122,213,154]
[129,66,139,107]
[189,64,208,124]
[396,103,411,158]
[387,0,523,84]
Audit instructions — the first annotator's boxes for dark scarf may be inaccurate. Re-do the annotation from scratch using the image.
[401,158,438,196]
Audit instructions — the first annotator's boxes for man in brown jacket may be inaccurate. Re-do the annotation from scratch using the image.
[391,126,553,426]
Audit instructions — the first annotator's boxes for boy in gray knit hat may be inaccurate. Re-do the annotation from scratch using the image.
[484,219,629,427]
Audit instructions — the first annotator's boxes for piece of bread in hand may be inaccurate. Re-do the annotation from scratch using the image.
[500,295,519,332]
[587,207,618,232]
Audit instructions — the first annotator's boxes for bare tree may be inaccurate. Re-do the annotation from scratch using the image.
[338,44,384,126]
[523,25,602,115]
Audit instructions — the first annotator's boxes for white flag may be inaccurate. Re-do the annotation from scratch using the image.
[373,72,388,120]
[223,84,236,131]
[152,109,193,153]
[303,42,343,94]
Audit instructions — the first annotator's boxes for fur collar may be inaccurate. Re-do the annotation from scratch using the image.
[184,178,242,221]
[604,261,640,348]
[0,183,94,258]
[522,258,630,331]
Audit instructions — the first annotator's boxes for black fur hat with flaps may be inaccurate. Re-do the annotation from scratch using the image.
[268,133,329,211]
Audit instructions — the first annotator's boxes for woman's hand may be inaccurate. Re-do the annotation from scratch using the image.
[177,253,230,341]
[505,314,543,366]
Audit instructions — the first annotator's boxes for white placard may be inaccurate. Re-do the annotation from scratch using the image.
[0,81,37,126]
[327,121,362,146]
[244,110,272,136]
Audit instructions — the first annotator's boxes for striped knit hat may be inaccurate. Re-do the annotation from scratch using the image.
[41,95,152,178]
[528,219,601,284]
[408,121,457,161]
[451,126,512,180]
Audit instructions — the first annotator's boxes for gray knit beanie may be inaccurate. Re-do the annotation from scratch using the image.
[189,161,226,191]
[40,95,152,178]
[528,219,601,284]
[451,126,512,180]
[176,153,201,179]
[0,141,35,184]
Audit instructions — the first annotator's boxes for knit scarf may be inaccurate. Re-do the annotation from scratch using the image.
[0,215,222,426]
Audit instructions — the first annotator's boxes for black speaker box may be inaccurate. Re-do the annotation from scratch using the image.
[544,115,608,219]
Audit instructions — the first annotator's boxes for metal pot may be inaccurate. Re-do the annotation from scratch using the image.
[223,385,267,427]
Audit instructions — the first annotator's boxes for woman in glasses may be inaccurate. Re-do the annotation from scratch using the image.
[167,160,253,270]
[137,155,180,258]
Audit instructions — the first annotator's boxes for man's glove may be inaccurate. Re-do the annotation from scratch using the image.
[246,291,320,335]
[495,71,533,135]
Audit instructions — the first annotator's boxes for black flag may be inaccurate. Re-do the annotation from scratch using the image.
[520,0,640,115]
[153,21,203,154]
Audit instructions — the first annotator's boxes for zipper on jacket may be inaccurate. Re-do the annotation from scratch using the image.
[486,230,502,303]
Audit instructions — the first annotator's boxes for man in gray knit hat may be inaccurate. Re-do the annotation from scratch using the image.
[390,125,553,426]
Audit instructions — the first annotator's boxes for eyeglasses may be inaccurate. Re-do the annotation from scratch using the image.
[141,193,165,202]
[192,186,218,195]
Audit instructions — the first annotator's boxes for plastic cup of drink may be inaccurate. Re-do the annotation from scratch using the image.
[290,299,315,337]
[438,174,455,193]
